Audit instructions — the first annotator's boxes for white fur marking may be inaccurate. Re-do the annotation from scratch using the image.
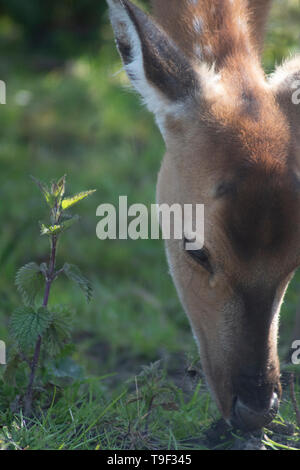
[196,63,223,99]
[193,16,204,34]
[269,55,300,88]
[237,16,247,33]
[204,45,213,57]
[107,0,189,138]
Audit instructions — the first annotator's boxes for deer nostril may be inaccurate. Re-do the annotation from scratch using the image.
[231,392,279,432]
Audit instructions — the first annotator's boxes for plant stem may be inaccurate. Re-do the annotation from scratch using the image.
[24,234,58,416]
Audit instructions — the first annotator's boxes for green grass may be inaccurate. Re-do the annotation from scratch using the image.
[0,1,300,450]
[0,376,214,450]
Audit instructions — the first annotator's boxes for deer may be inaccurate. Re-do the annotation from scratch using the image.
[106,0,300,432]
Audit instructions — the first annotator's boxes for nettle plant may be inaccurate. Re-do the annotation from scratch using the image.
[8,176,95,415]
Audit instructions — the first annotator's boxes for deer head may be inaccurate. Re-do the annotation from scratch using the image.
[107,0,300,431]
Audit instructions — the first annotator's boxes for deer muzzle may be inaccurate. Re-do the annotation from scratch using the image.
[231,391,279,431]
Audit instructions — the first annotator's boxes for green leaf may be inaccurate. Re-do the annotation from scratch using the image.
[60,215,80,230]
[63,263,93,302]
[15,262,44,306]
[43,305,74,357]
[31,176,56,208]
[40,223,62,236]
[51,175,66,200]
[10,306,52,350]
[62,190,96,210]
[40,216,79,236]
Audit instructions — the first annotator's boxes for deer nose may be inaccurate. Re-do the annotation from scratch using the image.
[231,392,279,431]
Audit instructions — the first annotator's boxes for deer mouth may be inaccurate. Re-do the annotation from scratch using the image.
[231,392,279,432]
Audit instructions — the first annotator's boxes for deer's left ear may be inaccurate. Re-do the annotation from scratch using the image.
[270,56,300,150]
[107,0,198,135]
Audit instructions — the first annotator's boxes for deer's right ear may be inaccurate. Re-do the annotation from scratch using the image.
[107,0,198,134]
[270,56,300,154]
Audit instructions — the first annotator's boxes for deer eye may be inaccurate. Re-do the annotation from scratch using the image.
[184,239,213,274]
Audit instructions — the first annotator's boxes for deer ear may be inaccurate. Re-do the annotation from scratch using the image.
[107,0,198,134]
[270,56,300,151]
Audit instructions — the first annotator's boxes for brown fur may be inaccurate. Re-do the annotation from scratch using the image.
[247,0,273,52]
[153,0,299,421]
[152,0,253,66]
[108,0,300,427]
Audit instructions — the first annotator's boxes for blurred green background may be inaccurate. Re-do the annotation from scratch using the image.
[0,0,299,450]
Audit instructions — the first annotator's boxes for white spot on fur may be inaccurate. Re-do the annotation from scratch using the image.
[204,45,213,57]
[193,16,204,34]
[196,63,223,100]
[236,16,247,33]
[269,55,300,88]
